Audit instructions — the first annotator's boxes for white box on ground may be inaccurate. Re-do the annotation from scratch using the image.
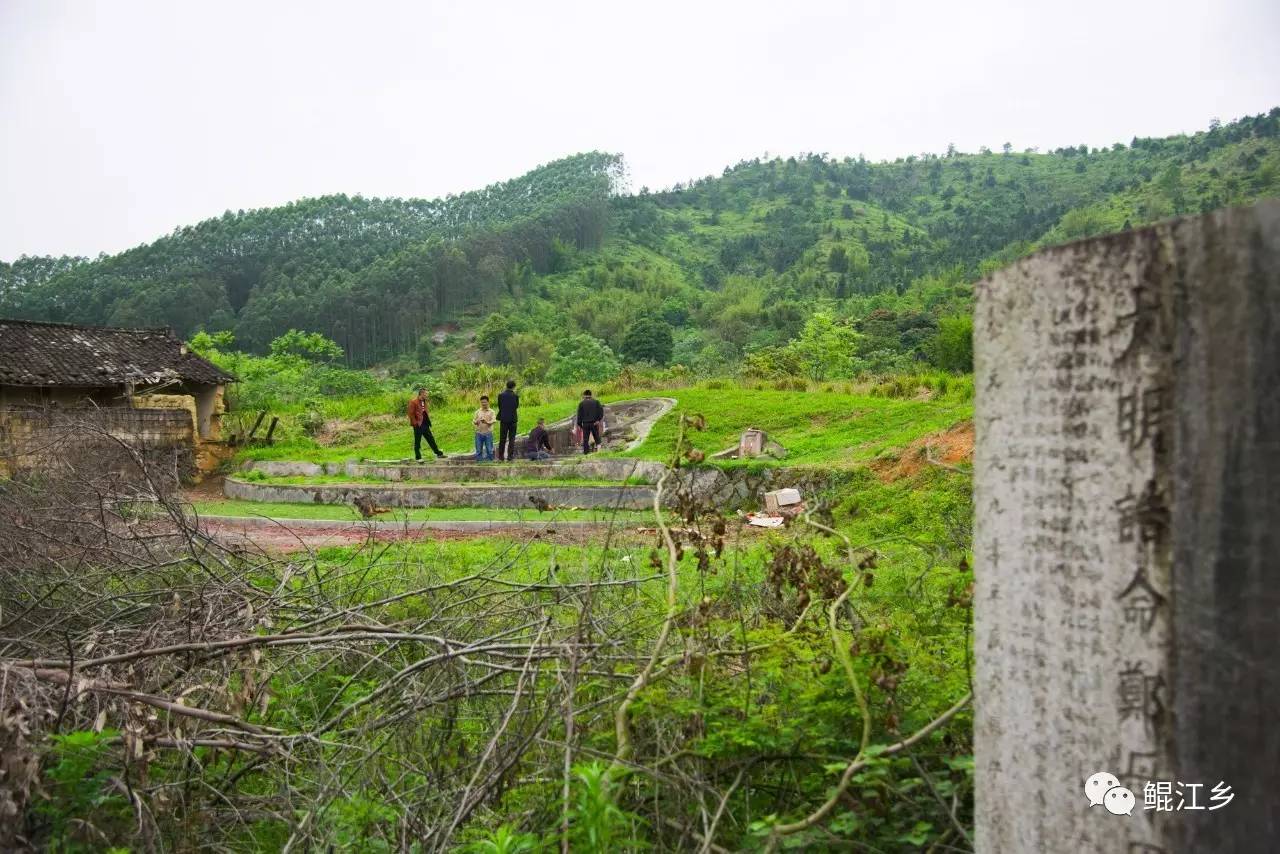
[763,488,802,512]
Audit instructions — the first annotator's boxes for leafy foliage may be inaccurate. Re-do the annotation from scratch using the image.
[4,112,1278,380]
[620,315,674,366]
[1,153,623,364]
[545,333,621,386]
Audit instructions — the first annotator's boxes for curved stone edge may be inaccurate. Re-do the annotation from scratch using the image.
[620,396,677,452]
[224,477,661,510]
[228,461,860,511]
[244,456,670,483]
[195,515,615,532]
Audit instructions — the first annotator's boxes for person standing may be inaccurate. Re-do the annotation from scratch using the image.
[408,386,445,461]
[473,395,496,461]
[575,389,605,455]
[526,417,553,460]
[496,379,519,462]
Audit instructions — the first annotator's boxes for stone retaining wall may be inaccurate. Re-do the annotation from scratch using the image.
[225,478,660,510]
[238,458,851,510]
[667,464,856,509]
[243,457,668,482]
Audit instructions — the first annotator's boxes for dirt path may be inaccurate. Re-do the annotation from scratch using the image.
[196,515,641,553]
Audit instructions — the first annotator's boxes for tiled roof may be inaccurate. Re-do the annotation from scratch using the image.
[0,319,236,388]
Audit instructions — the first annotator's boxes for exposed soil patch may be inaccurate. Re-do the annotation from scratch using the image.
[197,517,637,553]
[870,420,974,483]
[199,519,474,552]
[314,414,398,446]
[183,475,226,501]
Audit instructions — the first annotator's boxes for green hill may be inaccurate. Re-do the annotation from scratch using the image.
[3,110,1278,374]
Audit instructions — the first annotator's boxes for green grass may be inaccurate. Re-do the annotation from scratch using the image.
[239,388,594,463]
[190,499,656,523]
[622,381,972,466]
[235,380,973,469]
[234,473,651,487]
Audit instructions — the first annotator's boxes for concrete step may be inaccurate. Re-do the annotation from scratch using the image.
[198,514,619,532]
[351,459,663,483]
[246,458,667,483]
[225,477,662,510]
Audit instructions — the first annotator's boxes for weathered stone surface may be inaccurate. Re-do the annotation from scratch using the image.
[247,452,871,514]
[351,459,667,483]
[973,200,1279,853]
[201,515,608,532]
[225,478,661,510]
[510,397,676,456]
[739,428,766,457]
[246,458,669,483]
[762,488,802,512]
[242,460,335,477]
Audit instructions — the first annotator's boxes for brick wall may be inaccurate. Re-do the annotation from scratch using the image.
[0,406,194,480]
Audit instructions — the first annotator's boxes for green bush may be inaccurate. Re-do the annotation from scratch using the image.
[621,315,674,366]
[33,730,130,848]
[547,334,621,386]
[930,315,974,373]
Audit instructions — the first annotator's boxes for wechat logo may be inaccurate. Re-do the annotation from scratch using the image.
[1085,771,1135,816]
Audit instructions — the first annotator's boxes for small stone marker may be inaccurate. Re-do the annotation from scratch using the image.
[739,428,767,457]
[973,200,1279,853]
[763,487,801,512]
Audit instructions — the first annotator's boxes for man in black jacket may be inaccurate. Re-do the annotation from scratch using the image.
[576,389,605,455]
[526,417,553,460]
[496,380,519,462]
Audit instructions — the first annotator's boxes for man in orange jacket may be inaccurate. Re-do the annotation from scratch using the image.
[408,387,445,460]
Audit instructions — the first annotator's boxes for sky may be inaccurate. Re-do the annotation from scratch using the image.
[1,0,1278,260]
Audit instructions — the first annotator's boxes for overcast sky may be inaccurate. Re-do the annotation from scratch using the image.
[2,0,1277,259]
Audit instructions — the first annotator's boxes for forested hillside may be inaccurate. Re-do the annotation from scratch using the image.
[0,153,623,363]
[3,110,1278,373]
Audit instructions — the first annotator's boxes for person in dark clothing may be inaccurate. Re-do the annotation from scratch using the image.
[526,417,553,460]
[408,387,445,460]
[496,380,519,462]
[576,389,605,455]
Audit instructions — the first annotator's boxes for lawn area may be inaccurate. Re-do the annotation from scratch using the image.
[189,499,656,523]
[620,383,973,466]
[234,380,973,468]
[239,388,600,463]
[232,473,652,487]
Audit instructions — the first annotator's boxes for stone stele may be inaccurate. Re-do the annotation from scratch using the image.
[973,199,1279,853]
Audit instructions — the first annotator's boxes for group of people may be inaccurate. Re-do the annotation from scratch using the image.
[407,382,607,463]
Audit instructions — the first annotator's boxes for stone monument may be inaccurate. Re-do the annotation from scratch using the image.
[973,200,1279,853]
[739,428,766,457]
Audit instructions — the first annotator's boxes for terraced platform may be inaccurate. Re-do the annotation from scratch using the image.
[224,476,660,510]
[245,457,667,482]
[224,398,685,512]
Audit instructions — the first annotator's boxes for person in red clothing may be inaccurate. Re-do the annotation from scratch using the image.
[408,387,445,460]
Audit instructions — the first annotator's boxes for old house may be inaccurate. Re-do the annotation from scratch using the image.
[0,319,236,478]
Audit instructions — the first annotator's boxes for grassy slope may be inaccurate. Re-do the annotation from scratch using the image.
[237,382,974,468]
[622,384,972,466]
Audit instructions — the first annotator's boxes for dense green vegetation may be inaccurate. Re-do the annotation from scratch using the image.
[205,348,972,469]
[6,109,1278,851]
[0,153,623,363]
[4,111,1277,381]
[12,450,976,852]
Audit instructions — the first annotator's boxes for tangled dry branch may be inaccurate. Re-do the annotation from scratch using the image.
[1,415,974,851]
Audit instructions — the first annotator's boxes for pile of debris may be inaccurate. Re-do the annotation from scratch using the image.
[745,487,804,528]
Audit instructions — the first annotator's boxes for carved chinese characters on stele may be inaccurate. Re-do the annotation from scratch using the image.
[974,232,1174,853]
